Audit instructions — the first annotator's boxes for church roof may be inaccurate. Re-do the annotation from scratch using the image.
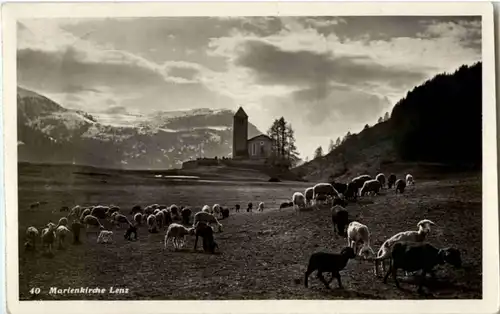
[248,134,272,142]
[234,106,248,118]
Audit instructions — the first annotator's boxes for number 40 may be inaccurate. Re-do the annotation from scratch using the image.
[29,288,41,294]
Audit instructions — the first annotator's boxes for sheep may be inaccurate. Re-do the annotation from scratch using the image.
[312,183,340,206]
[194,221,218,253]
[202,205,211,213]
[97,230,114,244]
[147,214,158,233]
[304,247,356,289]
[124,225,138,241]
[330,181,348,195]
[155,211,165,229]
[130,204,142,215]
[246,202,253,213]
[193,211,223,233]
[257,202,265,212]
[159,205,168,210]
[40,223,57,255]
[67,205,82,220]
[70,220,84,244]
[388,174,397,189]
[331,205,349,237]
[212,204,221,216]
[133,213,143,225]
[60,206,70,212]
[90,206,108,219]
[106,206,120,216]
[406,174,415,186]
[220,207,229,219]
[360,179,382,196]
[25,226,39,251]
[79,208,91,222]
[164,223,195,250]
[351,175,372,195]
[179,207,191,225]
[395,179,406,194]
[304,187,314,206]
[346,221,375,259]
[279,201,294,210]
[292,192,306,213]
[169,204,180,217]
[162,209,173,226]
[144,205,156,216]
[374,219,436,276]
[153,209,161,215]
[56,217,68,228]
[114,214,132,228]
[375,173,386,188]
[235,204,240,212]
[380,242,462,294]
[344,183,358,201]
[82,215,105,237]
[30,201,40,210]
[55,225,71,249]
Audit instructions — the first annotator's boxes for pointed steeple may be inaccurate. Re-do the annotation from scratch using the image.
[234,106,248,118]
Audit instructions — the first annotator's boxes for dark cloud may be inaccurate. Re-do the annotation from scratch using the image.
[235,39,428,89]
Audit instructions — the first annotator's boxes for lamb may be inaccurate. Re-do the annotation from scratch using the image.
[312,183,340,205]
[380,242,462,294]
[82,215,105,237]
[388,174,397,189]
[375,173,386,188]
[346,221,375,259]
[164,223,195,250]
[292,192,306,213]
[331,205,349,237]
[406,174,415,186]
[133,213,143,225]
[374,219,436,276]
[40,223,57,255]
[57,217,68,227]
[194,221,218,253]
[304,187,314,206]
[304,247,356,289]
[395,179,406,194]
[257,202,265,212]
[55,225,71,249]
[279,201,294,210]
[147,214,159,233]
[193,211,223,233]
[360,179,382,196]
[124,225,138,241]
[181,207,192,225]
[155,211,165,229]
[25,226,39,251]
[220,207,230,219]
[97,230,114,244]
[114,214,132,228]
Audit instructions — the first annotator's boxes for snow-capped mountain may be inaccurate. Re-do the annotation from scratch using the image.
[17,87,262,169]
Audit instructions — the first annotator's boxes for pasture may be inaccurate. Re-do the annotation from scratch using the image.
[18,164,482,300]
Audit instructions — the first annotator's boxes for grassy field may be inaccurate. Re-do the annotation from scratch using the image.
[17,164,482,300]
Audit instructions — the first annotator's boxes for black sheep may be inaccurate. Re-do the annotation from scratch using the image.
[235,204,240,212]
[194,222,218,253]
[279,201,294,209]
[181,207,192,225]
[220,207,230,219]
[387,174,397,189]
[304,247,356,289]
[395,179,406,193]
[331,205,349,237]
[344,183,358,201]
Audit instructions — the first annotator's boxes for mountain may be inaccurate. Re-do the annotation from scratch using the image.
[17,87,262,170]
[293,62,482,181]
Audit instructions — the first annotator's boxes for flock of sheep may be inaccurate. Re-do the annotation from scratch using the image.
[23,171,462,296]
[287,172,462,295]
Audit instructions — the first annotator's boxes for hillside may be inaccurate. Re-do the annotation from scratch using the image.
[293,62,482,181]
[17,87,262,170]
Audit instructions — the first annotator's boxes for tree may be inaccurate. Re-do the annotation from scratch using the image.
[364,124,369,130]
[384,112,390,121]
[378,117,383,123]
[266,117,300,167]
[335,137,341,147]
[328,139,335,152]
[305,156,309,162]
[314,146,323,159]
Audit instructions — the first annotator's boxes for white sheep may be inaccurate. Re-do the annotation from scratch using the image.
[373,219,436,276]
[258,202,265,212]
[153,209,161,215]
[360,179,382,196]
[193,211,223,233]
[406,174,415,186]
[304,187,314,206]
[82,215,105,237]
[41,223,57,254]
[67,205,82,220]
[375,173,386,188]
[25,226,39,250]
[312,183,340,206]
[97,230,114,244]
[201,205,212,213]
[134,213,143,225]
[164,223,195,249]
[292,192,306,213]
[57,217,68,227]
[80,208,92,222]
[55,225,71,249]
[212,204,221,216]
[346,221,375,259]
[147,214,158,233]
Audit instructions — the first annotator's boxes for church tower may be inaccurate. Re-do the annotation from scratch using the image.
[232,107,248,158]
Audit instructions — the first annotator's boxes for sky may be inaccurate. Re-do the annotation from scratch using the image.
[17,16,482,159]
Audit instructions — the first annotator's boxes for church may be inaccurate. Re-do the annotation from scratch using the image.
[232,107,273,160]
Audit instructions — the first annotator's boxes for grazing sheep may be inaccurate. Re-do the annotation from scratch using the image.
[82,215,105,237]
[292,192,306,213]
[147,214,159,233]
[374,219,436,276]
[212,204,221,216]
[124,225,138,241]
[193,211,223,233]
[169,205,180,217]
[351,175,373,195]
[162,209,173,226]
[388,174,397,189]
[25,226,39,251]
[79,208,92,222]
[130,205,142,215]
[97,230,114,244]
[57,217,68,227]
[246,202,253,213]
[375,173,386,188]
[395,179,406,194]
[90,206,108,219]
[67,205,82,220]
[304,247,356,289]
[114,214,132,228]
[144,205,156,216]
[30,201,40,210]
[202,205,211,213]
[220,207,230,219]
[406,174,415,186]
[304,187,314,206]
[178,207,190,225]
[164,223,195,250]
[279,201,294,210]
[194,221,218,253]
[133,213,143,225]
[70,220,84,244]
[55,225,71,249]
[344,183,358,201]
[380,242,462,294]
[155,211,165,229]
[40,223,57,255]
[106,206,120,216]
[313,183,340,205]
[258,202,265,212]
[153,209,161,215]
[331,205,349,237]
[330,181,348,195]
[346,221,375,259]
[235,204,240,212]
[360,179,382,196]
